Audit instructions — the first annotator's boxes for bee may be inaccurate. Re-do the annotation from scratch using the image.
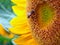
[27,9,35,18]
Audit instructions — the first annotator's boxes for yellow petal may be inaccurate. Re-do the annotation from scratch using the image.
[8,33,14,38]
[12,6,26,16]
[0,24,14,38]
[0,24,8,36]
[10,17,28,27]
[9,26,30,34]
[11,0,27,6]
[14,32,39,45]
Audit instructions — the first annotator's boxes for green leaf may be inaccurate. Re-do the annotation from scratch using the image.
[0,35,16,45]
[0,0,16,32]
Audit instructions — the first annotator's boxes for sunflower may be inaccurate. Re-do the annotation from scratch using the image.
[9,0,60,45]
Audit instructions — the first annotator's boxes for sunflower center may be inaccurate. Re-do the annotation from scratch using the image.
[37,4,55,28]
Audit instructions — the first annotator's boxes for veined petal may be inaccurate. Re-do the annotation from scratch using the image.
[9,26,31,34]
[0,24,7,36]
[10,17,28,27]
[12,6,26,16]
[11,0,27,6]
[14,33,39,45]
